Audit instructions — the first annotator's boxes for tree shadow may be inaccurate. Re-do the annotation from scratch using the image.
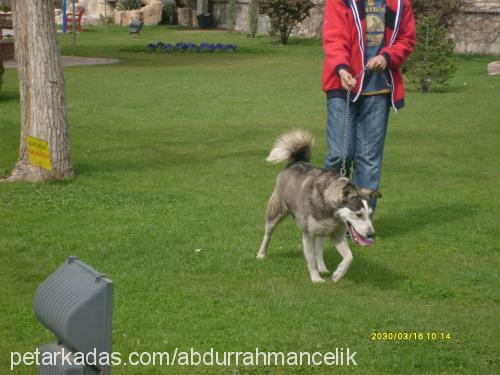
[72,147,262,175]
[406,85,465,94]
[284,38,322,47]
[0,91,19,102]
[428,85,466,94]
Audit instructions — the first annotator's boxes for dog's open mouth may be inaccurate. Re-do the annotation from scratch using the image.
[347,223,374,247]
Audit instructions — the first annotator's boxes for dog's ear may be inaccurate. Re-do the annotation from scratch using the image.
[315,181,323,193]
[341,183,357,200]
[358,188,382,199]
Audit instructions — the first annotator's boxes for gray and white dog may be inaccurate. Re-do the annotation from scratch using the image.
[256,130,381,283]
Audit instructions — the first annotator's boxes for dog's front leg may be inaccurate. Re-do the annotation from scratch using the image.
[314,237,329,274]
[303,234,324,283]
[331,236,353,283]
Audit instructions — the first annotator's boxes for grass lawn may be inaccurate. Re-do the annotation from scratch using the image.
[0,26,499,374]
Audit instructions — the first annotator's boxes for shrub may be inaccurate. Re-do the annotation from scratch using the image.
[0,60,4,92]
[411,0,461,27]
[258,0,314,44]
[117,0,144,10]
[248,0,258,37]
[403,1,460,92]
[226,0,236,32]
[160,0,176,25]
[404,16,456,92]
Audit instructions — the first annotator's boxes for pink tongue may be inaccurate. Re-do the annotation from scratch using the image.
[348,224,374,247]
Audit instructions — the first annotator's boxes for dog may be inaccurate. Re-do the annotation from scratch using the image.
[256,130,381,283]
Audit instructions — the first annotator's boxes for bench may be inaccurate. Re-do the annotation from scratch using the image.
[0,13,13,39]
[128,21,144,37]
[66,8,85,32]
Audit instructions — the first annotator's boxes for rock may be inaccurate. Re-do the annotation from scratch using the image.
[114,9,143,26]
[297,2,325,38]
[113,2,161,26]
[85,0,114,17]
[82,15,101,26]
[142,1,162,25]
[176,7,191,26]
[487,61,500,75]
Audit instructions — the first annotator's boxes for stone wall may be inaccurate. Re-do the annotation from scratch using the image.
[84,0,114,18]
[210,0,500,55]
[211,0,269,33]
[53,0,163,27]
[210,0,324,37]
[450,2,500,55]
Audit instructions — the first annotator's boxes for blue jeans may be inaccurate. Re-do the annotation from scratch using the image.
[324,94,390,209]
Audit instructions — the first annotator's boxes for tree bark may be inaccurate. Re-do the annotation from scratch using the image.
[7,0,74,182]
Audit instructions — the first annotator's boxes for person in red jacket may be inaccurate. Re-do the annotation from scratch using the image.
[322,0,416,209]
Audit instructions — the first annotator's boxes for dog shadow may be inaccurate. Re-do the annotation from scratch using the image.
[344,253,405,289]
[274,246,405,290]
[374,202,475,239]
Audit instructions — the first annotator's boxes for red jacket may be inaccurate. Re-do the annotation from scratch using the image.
[322,0,416,110]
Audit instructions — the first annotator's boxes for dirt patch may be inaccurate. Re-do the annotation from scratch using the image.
[175,29,226,33]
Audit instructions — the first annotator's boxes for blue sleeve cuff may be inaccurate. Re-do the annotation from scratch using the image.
[335,64,350,77]
[381,52,391,66]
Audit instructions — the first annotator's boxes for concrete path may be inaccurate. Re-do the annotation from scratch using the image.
[3,56,119,69]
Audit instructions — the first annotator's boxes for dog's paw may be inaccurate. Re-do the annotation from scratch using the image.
[311,276,325,283]
[318,266,329,274]
[332,271,344,283]
[256,253,265,260]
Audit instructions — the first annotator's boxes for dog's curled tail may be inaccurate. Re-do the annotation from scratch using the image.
[266,129,315,164]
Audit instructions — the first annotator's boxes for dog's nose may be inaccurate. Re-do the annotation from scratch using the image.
[367,231,375,238]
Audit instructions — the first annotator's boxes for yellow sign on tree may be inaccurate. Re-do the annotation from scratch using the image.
[27,136,52,171]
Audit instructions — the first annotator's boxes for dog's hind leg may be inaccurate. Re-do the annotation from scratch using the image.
[315,237,329,274]
[256,192,287,260]
[331,237,353,282]
[304,234,325,283]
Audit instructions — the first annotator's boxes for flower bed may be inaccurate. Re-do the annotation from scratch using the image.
[147,41,237,53]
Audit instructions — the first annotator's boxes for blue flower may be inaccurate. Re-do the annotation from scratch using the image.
[163,44,174,52]
[146,42,237,53]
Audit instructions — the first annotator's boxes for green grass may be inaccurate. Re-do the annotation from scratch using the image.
[0,26,499,374]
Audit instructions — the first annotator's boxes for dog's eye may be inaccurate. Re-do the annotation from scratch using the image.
[356,213,363,218]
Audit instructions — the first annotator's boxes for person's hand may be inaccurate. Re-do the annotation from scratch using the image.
[339,69,356,90]
[366,55,387,72]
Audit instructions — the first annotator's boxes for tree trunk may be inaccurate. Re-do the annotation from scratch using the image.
[7,0,74,182]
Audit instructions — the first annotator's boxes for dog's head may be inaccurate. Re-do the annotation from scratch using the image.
[323,177,381,247]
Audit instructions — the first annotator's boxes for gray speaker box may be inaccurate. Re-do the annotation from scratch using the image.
[34,257,113,375]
